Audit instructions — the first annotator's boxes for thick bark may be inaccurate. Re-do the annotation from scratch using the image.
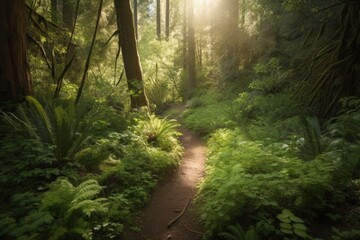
[166,0,170,39]
[133,0,138,39]
[187,0,195,98]
[114,0,148,109]
[0,0,32,102]
[156,0,161,39]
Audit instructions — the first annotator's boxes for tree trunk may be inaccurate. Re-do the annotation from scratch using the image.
[218,0,239,83]
[187,0,195,98]
[114,0,148,109]
[165,0,170,39]
[62,0,74,30]
[51,0,58,23]
[0,0,32,102]
[133,0,138,39]
[182,0,187,69]
[156,0,161,39]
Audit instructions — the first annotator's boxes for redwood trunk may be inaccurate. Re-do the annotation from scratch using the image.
[0,0,32,102]
[114,0,148,109]
[133,0,138,39]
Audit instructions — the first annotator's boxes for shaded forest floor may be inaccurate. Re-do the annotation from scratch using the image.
[123,104,206,240]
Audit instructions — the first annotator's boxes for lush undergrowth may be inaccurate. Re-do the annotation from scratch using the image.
[0,89,183,240]
[184,61,360,239]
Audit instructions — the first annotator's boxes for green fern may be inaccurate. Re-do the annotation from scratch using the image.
[135,114,181,152]
[40,178,108,240]
[141,114,180,142]
[1,97,88,162]
[299,116,322,160]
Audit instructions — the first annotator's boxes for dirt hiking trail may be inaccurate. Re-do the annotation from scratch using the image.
[124,104,206,240]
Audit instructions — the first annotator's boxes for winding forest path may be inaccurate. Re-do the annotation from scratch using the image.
[124,104,206,240]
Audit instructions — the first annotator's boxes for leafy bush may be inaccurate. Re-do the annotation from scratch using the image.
[0,137,77,205]
[197,128,336,239]
[325,97,360,178]
[0,178,115,240]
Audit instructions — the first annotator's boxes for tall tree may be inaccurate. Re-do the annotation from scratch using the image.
[133,0,138,39]
[114,0,148,109]
[182,0,187,69]
[187,0,195,98]
[165,0,170,39]
[0,0,32,102]
[156,0,161,39]
[215,0,239,83]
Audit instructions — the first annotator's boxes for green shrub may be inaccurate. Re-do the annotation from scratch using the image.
[1,97,88,163]
[198,128,336,238]
[0,178,114,240]
[184,102,231,134]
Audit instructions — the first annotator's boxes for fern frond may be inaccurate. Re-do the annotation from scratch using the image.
[73,180,102,199]
[25,96,54,141]
[67,199,108,218]
[40,178,75,211]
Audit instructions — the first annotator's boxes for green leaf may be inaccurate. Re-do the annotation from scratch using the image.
[277,214,291,223]
[282,209,295,217]
[293,223,307,231]
[280,223,293,229]
[294,228,309,238]
[290,215,304,223]
[280,228,293,234]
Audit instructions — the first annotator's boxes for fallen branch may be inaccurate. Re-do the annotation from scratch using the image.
[167,197,191,228]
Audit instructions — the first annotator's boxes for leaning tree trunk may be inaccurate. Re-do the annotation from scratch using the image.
[114,0,148,109]
[0,0,32,102]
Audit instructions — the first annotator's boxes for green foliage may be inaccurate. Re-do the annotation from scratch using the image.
[0,178,111,240]
[184,91,232,134]
[250,58,285,94]
[322,97,360,209]
[277,209,309,239]
[2,97,88,163]
[219,223,259,240]
[299,116,322,160]
[197,128,337,238]
[134,114,181,151]
[331,227,360,240]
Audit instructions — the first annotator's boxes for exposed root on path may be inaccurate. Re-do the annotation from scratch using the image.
[167,197,191,229]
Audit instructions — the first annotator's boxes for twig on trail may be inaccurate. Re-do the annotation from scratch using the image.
[167,197,191,228]
[183,224,205,235]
